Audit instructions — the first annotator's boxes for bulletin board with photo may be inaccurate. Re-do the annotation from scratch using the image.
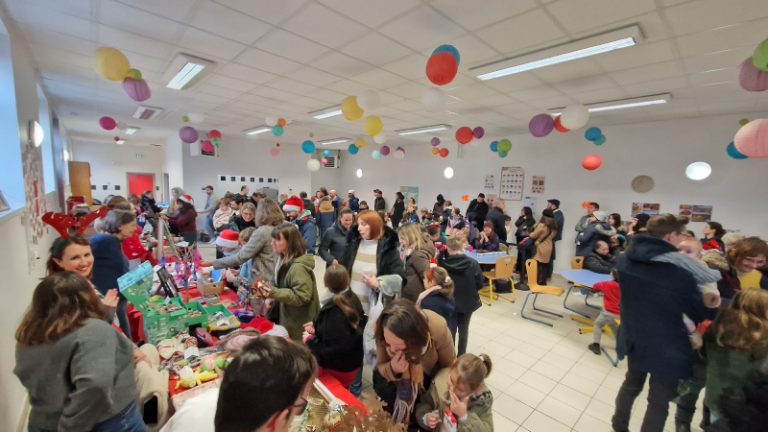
[216,175,279,199]
[679,204,713,222]
[499,167,524,201]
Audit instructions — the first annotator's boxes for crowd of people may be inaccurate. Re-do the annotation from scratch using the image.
[13,185,768,432]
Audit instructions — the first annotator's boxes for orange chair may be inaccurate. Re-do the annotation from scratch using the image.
[480,255,515,305]
[571,256,584,269]
[520,259,564,327]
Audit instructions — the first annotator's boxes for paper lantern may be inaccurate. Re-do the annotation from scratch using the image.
[116,121,127,130]
[561,104,590,130]
[99,116,117,130]
[373,133,387,144]
[307,159,321,172]
[685,162,711,180]
[431,137,441,147]
[394,147,405,160]
[301,140,316,154]
[432,44,460,65]
[277,117,287,127]
[498,151,508,158]
[489,141,498,152]
[432,147,440,155]
[734,118,768,157]
[473,127,485,139]
[126,68,142,79]
[380,145,391,156]
[425,52,458,86]
[455,126,473,144]
[581,154,602,171]
[528,114,554,137]
[498,139,512,153]
[265,116,278,126]
[422,87,446,111]
[439,148,449,158]
[584,127,602,141]
[348,144,359,154]
[201,140,215,154]
[443,167,454,179]
[94,47,130,81]
[363,115,383,137]
[208,130,222,139]
[270,147,280,156]
[122,77,152,102]
[356,168,363,178]
[321,157,329,164]
[355,136,367,149]
[322,149,332,156]
[357,90,380,111]
[739,118,750,126]
[753,38,768,71]
[181,115,190,123]
[739,57,768,92]
[114,136,120,142]
[593,135,606,145]
[272,125,284,137]
[554,116,570,132]
[179,126,198,144]
[726,142,748,160]
[461,194,470,202]
[341,96,363,121]
[371,149,382,160]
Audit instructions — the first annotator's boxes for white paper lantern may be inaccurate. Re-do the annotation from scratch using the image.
[443,167,454,179]
[393,147,405,159]
[357,90,381,112]
[685,162,711,181]
[560,104,590,130]
[421,87,446,112]
[373,133,387,144]
[306,159,321,172]
[265,116,278,127]
[187,112,205,124]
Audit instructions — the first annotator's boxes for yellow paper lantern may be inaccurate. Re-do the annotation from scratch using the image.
[363,115,383,137]
[355,136,367,149]
[95,47,131,81]
[341,96,363,121]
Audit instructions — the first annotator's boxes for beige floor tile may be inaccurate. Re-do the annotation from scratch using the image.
[573,413,615,432]
[584,398,616,424]
[492,355,529,380]
[492,393,534,424]
[548,383,592,411]
[560,372,602,397]
[504,349,539,369]
[521,410,571,432]
[492,411,520,431]
[517,370,558,394]
[536,397,583,427]
[485,368,517,392]
[505,381,548,408]
[530,359,571,382]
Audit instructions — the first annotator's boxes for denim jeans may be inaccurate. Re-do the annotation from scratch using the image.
[348,366,363,397]
[612,366,679,432]
[455,311,472,356]
[29,402,146,432]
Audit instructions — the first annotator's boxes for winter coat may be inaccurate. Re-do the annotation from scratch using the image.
[348,196,360,213]
[229,214,255,232]
[316,210,336,236]
[574,214,591,234]
[420,291,456,342]
[473,232,500,252]
[341,225,405,283]
[270,254,320,341]
[716,266,768,300]
[306,289,364,372]
[403,245,436,302]
[584,251,615,274]
[403,210,420,225]
[485,208,507,242]
[213,224,277,283]
[514,216,536,242]
[374,196,386,212]
[318,222,349,266]
[140,195,161,217]
[290,210,317,254]
[575,221,617,257]
[592,280,620,314]
[302,198,315,217]
[415,367,493,432]
[466,199,489,227]
[529,223,555,263]
[552,209,564,242]
[616,235,710,380]
[88,233,129,296]
[439,253,483,314]
[168,207,197,234]
[391,199,405,227]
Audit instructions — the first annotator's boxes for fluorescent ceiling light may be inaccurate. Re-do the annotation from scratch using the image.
[397,124,452,136]
[309,106,342,120]
[115,139,126,145]
[244,126,271,136]
[318,138,350,145]
[549,93,672,115]
[125,126,140,135]
[164,53,215,90]
[472,24,642,80]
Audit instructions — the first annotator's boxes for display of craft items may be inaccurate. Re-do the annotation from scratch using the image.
[175,365,219,389]
[290,392,405,432]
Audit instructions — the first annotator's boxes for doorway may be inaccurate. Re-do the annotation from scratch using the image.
[127,173,155,197]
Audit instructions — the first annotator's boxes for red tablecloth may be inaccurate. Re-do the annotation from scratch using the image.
[318,372,367,413]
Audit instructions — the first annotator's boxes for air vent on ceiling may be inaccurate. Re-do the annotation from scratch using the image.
[132,105,164,120]
[322,150,340,169]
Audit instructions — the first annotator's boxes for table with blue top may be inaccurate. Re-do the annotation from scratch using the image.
[465,250,509,264]
[560,269,613,318]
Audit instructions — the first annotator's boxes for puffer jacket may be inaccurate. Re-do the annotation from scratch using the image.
[584,251,616,274]
[576,221,617,257]
[318,222,349,266]
[270,254,320,341]
[290,209,317,254]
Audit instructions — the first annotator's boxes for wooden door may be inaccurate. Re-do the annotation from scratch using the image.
[127,173,155,196]
[68,161,92,205]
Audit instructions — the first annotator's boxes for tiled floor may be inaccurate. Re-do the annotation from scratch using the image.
[200,245,706,432]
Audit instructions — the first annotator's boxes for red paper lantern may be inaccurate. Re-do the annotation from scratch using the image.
[122,77,152,102]
[208,129,222,139]
[455,126,473,144]
[426,52,459,86]
[581,154,602,171]
[439,148,449,158]
[554,116,570,133]
[99,116,117,130]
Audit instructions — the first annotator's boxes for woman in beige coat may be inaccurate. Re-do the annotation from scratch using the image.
[529,209,559,284]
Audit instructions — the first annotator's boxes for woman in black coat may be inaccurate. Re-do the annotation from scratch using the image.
[438,237,483,355]
[319,208,354,267]
[390,192,405,229]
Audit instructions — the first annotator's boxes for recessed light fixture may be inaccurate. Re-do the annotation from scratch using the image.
[549,93,672,115]
[243,126,271,136]
[318,138,350,146]
[472,24,642,80]
[356,169,363,178]
[685,162,711,181]
[396,124,452,136]
[309,105,342,120]
[132,105,164,120]
[164,53,215,90]
[115,139,126,145]
[443,167,454,179]
[125,126,140,135]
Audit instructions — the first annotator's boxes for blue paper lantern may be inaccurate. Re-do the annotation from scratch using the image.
[301,140,315,154]
[432,44,460,65]
[489,141,498,152]
[593,135,606,145]
[322,149,331,156]
[347,143,359,154]
[272,125,284,137]
[726,142,749,159]
[584,127,602,141]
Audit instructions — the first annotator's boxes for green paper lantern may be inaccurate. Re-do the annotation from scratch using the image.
[753,38,768,72]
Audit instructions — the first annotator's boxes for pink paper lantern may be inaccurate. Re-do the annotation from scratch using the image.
[321,157,329,164]
[734,118,768,158]
[201,140,215,154]
[739,57,768,92]
[99,116,117,130]
[270,148,280,156]
[122,77,152,102]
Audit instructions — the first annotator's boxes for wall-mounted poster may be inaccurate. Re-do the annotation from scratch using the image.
[399,186,419,207]
[484,174,495,190]
[531,176,545,194]
[523,196,537,212]
[679,204,713,222]
[216,175,279,196]
[499,166,524,201]
[631,202,661,216]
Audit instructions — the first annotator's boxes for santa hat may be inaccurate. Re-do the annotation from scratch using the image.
[179,194,194,205]
[215,229,239,249]
[282,195,304,213]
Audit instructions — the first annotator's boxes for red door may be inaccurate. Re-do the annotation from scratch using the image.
[127,173,155,196]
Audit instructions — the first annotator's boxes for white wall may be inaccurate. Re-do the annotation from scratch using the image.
[328,112,768,271]
[70,141,163,202]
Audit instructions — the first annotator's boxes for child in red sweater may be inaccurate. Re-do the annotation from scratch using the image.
[588,269,620,355]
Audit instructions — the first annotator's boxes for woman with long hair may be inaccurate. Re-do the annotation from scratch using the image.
[258,223,320,341]
[14,272,143,432]
[701,221,726,252]
[529,209,558,284]
[230,201,257,232]
[164,195,197,244]
[391,192,406,228]
[398,223,436,301]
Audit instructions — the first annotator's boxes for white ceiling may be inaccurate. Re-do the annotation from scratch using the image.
[2,0,767,148]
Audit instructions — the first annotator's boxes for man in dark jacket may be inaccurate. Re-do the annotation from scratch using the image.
[576,211,617,257]
[373,189,386,212]
[318,208,353,267]
[439,237,483,356]
[546,198,564,280]
[485,199,507,244]
[299,191,314,217]
[347,190,360,213]
[583,240,615,274]
[466,193,489,228]
[612,214,710,432]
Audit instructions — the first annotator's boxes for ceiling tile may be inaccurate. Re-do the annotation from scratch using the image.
[18,0,94,20]
[189,1,272,45]
[206,75,258,92]
[178,27,247,60]
[430,0,538,31]
[19,25,96,57]
[483,73,545,93]
[554,75,621,95]
[675,18,768,57]
[681,47,752,73]
[318,0,421,28]
[509,85,565,101]
[312,52,375,78]
[98,1,184,42]
[113,0,198,21]
[254,29,329,63]
[568,87,630,105]
[531,59,603,84]
[282,3,368,48]
[9,3,94,40]
[621,76,689,95]
[235,48,302,75]
[545,0,656,34]
[212,0,307,25]
[287,67,340,86]
[475,9,566,55]
[664,0,768,36]
[97,24,176,60]
[339,33,412,65]
[688,68,737,87]
[263,78,317,97]
[217,63,276,84]
[378,5,466,51]
[304,88,346,104]
[387,81,430,99]
[351,69,407,90]
[526,94,577,110]
[381,54,430,80]
[593,40,677,71]
[196,83,243,100]
[610,61,686,85]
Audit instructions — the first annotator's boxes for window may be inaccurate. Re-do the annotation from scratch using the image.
[38,85,55,193]
[0,29,24,212]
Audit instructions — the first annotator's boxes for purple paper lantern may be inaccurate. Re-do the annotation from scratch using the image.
[380,145,391,156]
[529,114,555,137]
[739,57,768,92]
[473,126,485,139]
[431,137,440,146]
[179,126,199,144]
[122,77,152,102]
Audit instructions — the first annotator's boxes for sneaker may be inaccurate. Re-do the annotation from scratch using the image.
[588,343,601,355]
